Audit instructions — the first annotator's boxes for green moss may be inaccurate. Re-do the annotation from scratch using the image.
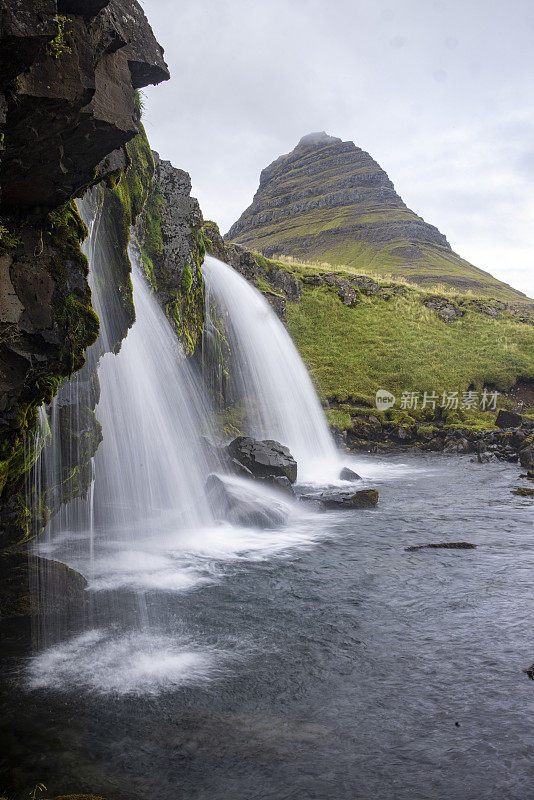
[325,409,352,429]
[181,261,193,294]
[47,15,72,60]
[111,126,155,226]
[417,425,439,438]
[215,404,247,437]
[0,222,21,253]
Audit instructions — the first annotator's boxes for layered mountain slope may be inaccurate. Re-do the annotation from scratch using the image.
[226,132,528,302]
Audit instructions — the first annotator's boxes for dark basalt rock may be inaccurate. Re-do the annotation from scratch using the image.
[230,458,254,478]
[424,296,465,322]
[339,467,361,481]
[136,153,205,353]
[519,446,534,469]
[226,436,298,483]
[496,409,523,429]
[258,475,295,496]
[206,474,289,529]
[101,0,169,89]
[0,0,169,208]
[405,542,476,552]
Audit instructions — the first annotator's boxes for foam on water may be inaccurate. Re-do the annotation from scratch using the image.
[27,629,228,695]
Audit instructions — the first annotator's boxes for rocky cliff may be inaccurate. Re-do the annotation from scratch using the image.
[0,0,168,551]
[137,154,206,355]
[227,132,528,303]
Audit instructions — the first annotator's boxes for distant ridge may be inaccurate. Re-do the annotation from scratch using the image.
[226,133,528,303]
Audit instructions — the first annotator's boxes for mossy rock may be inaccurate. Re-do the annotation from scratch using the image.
[0,552,87,623]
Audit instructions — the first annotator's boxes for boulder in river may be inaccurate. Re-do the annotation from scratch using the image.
[318,488,379,510]
[226,436,298,483]
[206,474,290,529]
[405,542,476,552]
[519,446,534,470]
[339,467,362,481]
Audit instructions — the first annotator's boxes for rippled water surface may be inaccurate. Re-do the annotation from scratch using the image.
[1,453,534,800]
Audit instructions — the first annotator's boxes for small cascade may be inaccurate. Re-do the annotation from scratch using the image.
[202,255,339,481]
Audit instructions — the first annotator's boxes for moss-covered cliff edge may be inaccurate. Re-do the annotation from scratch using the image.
[137,154,206,355]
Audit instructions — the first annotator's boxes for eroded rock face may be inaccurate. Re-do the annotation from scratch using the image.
[136,153,205,354]
[0,0,169,208]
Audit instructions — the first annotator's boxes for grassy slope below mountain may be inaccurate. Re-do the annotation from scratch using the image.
[226,132,531,304]
[224,249,534,434]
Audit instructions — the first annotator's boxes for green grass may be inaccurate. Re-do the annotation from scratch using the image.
[286,283,534,409]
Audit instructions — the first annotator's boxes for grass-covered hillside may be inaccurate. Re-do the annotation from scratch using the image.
[238,252,534,434]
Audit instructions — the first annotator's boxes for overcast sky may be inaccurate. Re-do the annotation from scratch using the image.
[141,0,534,298]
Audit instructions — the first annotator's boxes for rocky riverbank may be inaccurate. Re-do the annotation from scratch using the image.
[331,408,534,474]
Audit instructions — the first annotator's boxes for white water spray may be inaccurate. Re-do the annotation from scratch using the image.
[202,255,339,481]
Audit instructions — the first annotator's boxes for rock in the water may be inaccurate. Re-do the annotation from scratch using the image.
[512,487,534,497]
[226,436,298,483]
[405,542,476,552]
[259,475,295,496]
[205,474,290,529]
[318,488,378,510]
[519,446,534,470]
[524,663,534,680]
[351,489,379,508]
[496,409,523,429]
[230,458,254,478]
[339,466,362,481]
[0,552,87,624]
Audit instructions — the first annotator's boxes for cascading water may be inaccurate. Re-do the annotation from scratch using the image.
[37,196,219,575]
[202,255,339,482]
[28,197,308,694]
[29,196,230,687]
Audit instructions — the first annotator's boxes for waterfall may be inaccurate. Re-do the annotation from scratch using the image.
[33,195,221,642]
[202,255,339,482]
[27,206,342,694]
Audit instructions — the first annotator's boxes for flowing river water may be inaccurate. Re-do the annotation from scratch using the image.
[1,453,533,800]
